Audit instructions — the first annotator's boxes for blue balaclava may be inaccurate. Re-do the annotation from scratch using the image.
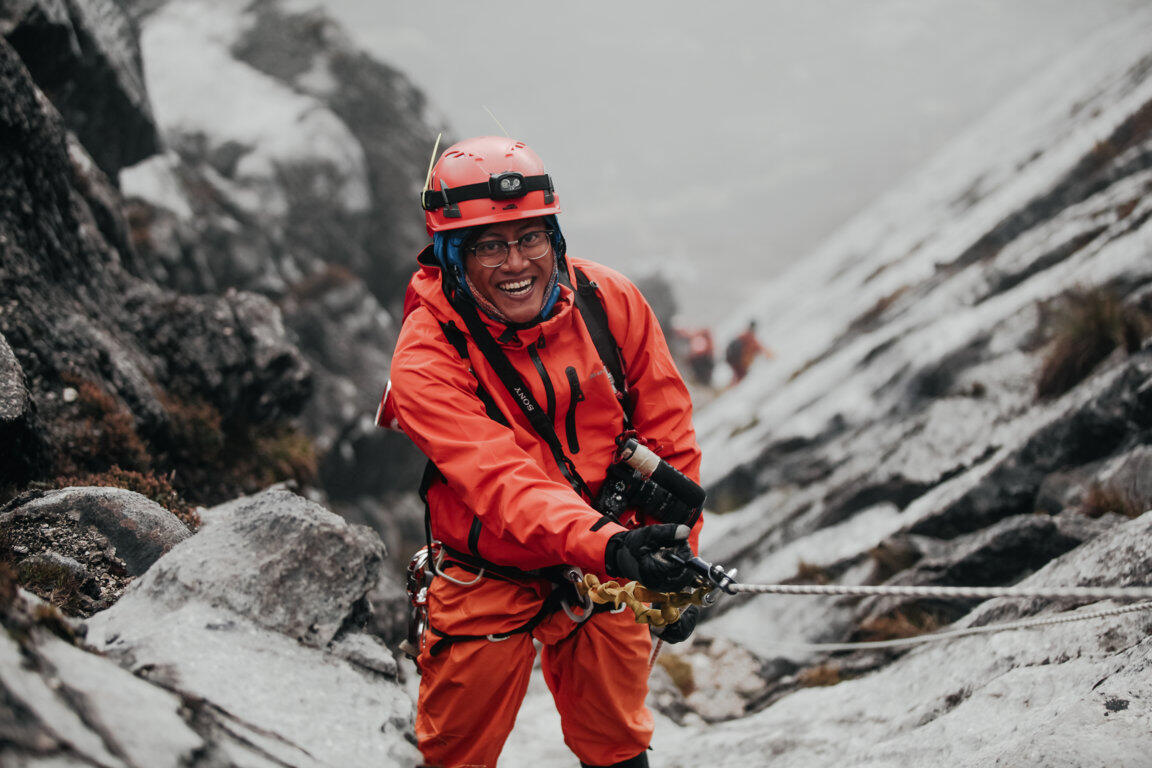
[433,214,565,324]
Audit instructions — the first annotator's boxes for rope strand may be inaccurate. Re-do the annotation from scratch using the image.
[729,582,1152,602]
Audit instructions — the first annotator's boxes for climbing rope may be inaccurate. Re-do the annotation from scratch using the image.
[754,601,1152,652]
[728,581,1152,602]
[584,566,1152,653]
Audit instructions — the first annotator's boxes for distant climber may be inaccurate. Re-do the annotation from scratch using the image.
[675,326,716,386]
[725,320,774,384]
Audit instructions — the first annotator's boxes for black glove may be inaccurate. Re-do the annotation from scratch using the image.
[604,523,695,592]
[654,605,698,645]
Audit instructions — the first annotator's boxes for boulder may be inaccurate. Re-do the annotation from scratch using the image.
[109,488,383,646]
[4,486,190,574]
[85,488,418,766]
[0,486,190,615]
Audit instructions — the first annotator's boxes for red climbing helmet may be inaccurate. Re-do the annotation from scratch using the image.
[421,136,561,235]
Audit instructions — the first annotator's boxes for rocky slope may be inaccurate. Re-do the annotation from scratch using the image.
[119,0,439,533]
[1,0,439,549]
[1,4,422,762]
[2,487,417,766]
[551,9,1152,766]
[0,0,314,514]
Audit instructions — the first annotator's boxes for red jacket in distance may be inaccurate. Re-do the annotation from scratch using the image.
[388,253,702,576]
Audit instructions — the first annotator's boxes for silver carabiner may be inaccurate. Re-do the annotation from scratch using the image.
[560,566,595,623]
[429,540,484,587]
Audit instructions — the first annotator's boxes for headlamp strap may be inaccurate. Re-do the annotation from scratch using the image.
[422,173,555,211]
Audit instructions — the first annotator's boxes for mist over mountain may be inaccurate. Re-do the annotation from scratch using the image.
[323,0,1145,325]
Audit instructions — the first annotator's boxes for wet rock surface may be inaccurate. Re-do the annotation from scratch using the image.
[1,489,417,767]
[1,0,159,177]
[84,488,416,766]
[113,488,385,647]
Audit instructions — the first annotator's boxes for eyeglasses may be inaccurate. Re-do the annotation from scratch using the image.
[466,230,553,268]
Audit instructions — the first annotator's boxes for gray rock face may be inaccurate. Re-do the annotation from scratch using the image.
[854,511,1115,631]
[118,0,434,509]
[0,31,313,504]
[1,0,158,176]
[81,488,417,766]
[0,330,43,484]
[669,515,1152,768]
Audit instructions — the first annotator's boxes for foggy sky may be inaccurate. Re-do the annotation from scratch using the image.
[320,0,1144,325]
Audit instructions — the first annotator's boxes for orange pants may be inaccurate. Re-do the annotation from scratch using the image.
[415,568,654,768]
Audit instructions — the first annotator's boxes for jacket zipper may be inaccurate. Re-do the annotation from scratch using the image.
[526,337,556,422]
[565,366,584,454]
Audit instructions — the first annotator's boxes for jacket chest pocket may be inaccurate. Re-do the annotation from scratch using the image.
[515,338,620,456]
[564,366,585,453]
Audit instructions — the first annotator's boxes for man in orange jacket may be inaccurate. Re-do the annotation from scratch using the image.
[385,136,703,768]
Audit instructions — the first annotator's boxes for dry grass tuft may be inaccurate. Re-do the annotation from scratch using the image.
[657,652,696,697]
[1080,482,1145,520]
[57,373,150,474]
[50,466,200,530]
[237,423,318,491]
[1035,287,1150,399]
[791,561,831,585]
[856,606,942,642]
[17,559,87,616]
[866,540,922,584]
[848,286,911,335]
[797,663,842,688]
[287,263,359,303]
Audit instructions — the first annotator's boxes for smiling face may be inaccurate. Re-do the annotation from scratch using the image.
[464,217,555,324]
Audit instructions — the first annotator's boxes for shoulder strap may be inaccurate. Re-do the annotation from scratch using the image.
[569,266,634,424]
[439,320,509,426]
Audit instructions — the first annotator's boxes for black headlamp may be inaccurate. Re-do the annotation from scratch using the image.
[489,172,525,200]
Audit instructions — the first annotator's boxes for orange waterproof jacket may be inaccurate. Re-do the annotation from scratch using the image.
[388,251,702,576]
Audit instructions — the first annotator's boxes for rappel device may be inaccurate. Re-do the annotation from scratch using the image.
[668,552,739,605]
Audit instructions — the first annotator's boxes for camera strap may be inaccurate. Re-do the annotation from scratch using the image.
[440,263,633,503]
[450,290,596,501]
